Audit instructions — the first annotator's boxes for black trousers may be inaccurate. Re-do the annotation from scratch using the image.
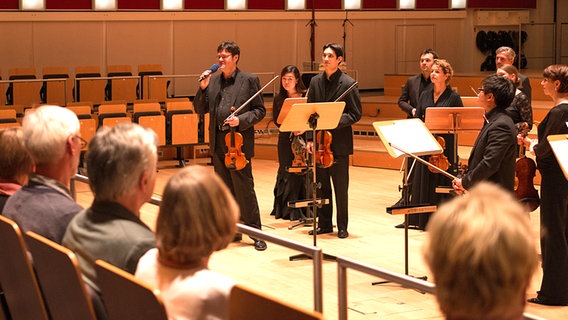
[316,154,349,231]
[212,152,262,230]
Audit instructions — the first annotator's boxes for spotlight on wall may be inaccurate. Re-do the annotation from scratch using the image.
[226,0,246,10]
[344,0,361,10]
[94,0,117,10]
[162,0,183,10]
[286,0,305,10]
[399,0,416,9]
[21,0,45,10]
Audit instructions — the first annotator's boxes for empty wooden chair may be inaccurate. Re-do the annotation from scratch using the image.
[41,66,72,106]
[75,66,106,104]
[0,216,49,320]
[67,105,96,150]
[165,98,198,145]
[133,101,165,146]
[106,65,138,103]
[0,109,19,129]
[7,67,40,107]
[229,284,323,320]
[25,231,98,320]
[97,101,130,128]
[138,64,168,102]
[95,260,168,320]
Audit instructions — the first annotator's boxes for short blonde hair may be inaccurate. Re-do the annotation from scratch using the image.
[22,105,80,165]
[156,166,239,266]
[424,182,538,320]
[433,59,454,86]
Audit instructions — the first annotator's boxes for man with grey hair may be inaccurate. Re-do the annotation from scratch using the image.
[495,46,532,103]
[63,122,158,292]
[3,105,83,244]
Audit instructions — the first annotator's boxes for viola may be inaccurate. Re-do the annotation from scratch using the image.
[291,135,308,168]
[515,122,540,211]
[316,130,334,168]
[428,135,450,173]
[224,107,249,171]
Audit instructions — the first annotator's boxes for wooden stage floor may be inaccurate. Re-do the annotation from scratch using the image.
[73,158,567,320]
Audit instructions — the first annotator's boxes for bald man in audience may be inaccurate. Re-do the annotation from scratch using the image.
[3,105,83,244]
[63,123,157,292]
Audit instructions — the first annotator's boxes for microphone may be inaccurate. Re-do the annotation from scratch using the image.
[198,64,220,82]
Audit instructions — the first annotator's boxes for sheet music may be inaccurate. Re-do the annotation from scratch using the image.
[548,134,568,180]
[373,119,443,158]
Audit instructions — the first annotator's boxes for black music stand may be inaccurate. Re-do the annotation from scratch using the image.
[425,107,484,176]
[373,119,443,279]
[280,101,346,261]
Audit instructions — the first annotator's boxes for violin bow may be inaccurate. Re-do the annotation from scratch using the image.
[224,75,279,123]
[390,142,458,181]
[334,81,358,102]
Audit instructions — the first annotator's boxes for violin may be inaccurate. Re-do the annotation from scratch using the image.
[514,122,540,211]
[291,135,308,168]
[224,107,249,171]
[316,130,334,168]
[428,135,450,173]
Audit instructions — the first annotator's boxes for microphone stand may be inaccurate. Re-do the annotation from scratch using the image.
[342,11,353,62]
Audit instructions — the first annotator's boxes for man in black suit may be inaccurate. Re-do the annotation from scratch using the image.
[393,49,438,228]
[496,46,532,103]
[452,74,516,193]
[194,40,267,251]
[307,43,362,239]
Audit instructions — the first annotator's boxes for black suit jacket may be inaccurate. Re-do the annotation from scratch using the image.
[519,73,532,103]
[307,70,362,156]
[398,74,431,118]
[193,69,266,158]
[462,109,517,191]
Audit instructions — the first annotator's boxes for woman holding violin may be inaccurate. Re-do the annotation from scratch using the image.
[409,59,463,230]
[496,64,534,135]
[519,64,568,306]
[270,65,308,221]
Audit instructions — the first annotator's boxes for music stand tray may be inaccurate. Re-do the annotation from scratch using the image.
[276,97,307,125]
[548,134,568,180]
[425,107,484,133]
[280,101,346,262]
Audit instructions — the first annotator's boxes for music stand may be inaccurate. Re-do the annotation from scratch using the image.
[373,119,443,278]
[280,101,346,261]
[425,107,484,175]
[548,134,568,180]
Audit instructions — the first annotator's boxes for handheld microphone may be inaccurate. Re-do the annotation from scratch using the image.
[198,64,220,82]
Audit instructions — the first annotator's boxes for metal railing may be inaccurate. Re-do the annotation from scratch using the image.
[0,78,69,106]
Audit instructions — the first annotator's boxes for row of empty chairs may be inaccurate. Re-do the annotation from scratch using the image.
[0,215,322,320]
[0,64,169,107]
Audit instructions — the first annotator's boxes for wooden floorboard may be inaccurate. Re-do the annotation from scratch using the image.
[73,159,566,320]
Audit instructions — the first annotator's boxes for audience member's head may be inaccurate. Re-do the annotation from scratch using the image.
[424,182,538,320]
[495,46,516,68]
[156,165,239,268]
[480,74,515,110]
[0,127,33,186]
[497,64,521,88]
[86,122,158,208]
[22,105,81,183]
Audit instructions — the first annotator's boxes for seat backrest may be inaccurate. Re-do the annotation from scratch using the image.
[25,231,97,320]
[75,66,105,104]
[166,98,193,112]
[229,284,323,320]
[41,66,71,106]
[0,216,49,320]
[95,260,168,320]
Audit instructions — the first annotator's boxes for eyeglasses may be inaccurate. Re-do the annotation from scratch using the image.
[477,88,484,93]
[217,53,232,60]
[74,135,88,149]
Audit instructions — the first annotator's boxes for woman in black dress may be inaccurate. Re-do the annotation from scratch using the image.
[520,64,568,306]
[409,59,463,230]
[270,65,307,220]
[497,64,533,134]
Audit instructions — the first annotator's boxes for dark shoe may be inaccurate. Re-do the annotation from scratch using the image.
[394,223,405,229]
[528,297,568,306]
[338,230,349,238]
[394,223,424,230]
[233,233,242,242]
[253,239,267,251]
[308,228,333,235]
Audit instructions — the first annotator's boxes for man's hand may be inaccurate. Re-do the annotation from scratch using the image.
[225,115,240,127]
[452,178,465,195]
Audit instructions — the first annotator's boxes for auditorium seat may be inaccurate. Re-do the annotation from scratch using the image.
[67,105,96,150]
[0,109,19,129]
[7,67,40,107]
[95,260,168,320]
[133,101,165,146]
[97,102,130,128]
[138,64,169,102]
[24,231,98,320]
[229,284,323,320]
[40,66,72,106]
[75,66,106,104]
[0,216,49,320]
[106,65,138,103]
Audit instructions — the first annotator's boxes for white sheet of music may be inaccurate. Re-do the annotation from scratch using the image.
[548,134,568,180]
[373,118,443,158]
